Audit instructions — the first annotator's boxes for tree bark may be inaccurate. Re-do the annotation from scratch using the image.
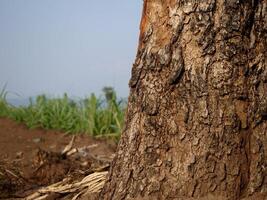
[101,0,267,199]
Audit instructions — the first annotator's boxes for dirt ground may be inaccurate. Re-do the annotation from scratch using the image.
[0,118,117,199]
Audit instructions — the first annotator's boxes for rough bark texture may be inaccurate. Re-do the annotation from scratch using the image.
[101,0,267,199]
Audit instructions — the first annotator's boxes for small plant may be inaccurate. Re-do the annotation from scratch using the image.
[0,84,9,117]
[0,87,126,139]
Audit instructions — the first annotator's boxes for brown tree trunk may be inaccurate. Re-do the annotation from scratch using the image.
[101,0,267,199]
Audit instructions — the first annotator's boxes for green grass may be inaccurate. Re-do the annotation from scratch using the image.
[0,87,125,139]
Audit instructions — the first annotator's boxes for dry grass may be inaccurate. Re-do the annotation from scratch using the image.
[26,171,108,200]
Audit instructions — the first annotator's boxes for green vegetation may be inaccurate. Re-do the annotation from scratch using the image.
[0,87,125,139]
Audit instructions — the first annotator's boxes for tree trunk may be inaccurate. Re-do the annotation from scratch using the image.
[101,0,267,199]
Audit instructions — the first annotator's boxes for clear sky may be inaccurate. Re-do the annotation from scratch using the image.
[0,1,142,99]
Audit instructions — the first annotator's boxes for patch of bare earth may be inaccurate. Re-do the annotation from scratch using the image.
[0,118,116,199]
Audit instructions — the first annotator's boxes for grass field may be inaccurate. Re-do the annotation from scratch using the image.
[0,87,125,139]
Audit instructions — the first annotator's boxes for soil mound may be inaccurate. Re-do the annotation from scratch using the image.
[0,118,116,199]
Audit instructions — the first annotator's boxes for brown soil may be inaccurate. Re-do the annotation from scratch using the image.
[0,118,116,199]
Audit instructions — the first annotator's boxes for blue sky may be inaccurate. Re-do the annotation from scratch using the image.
[0,1,142,99]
